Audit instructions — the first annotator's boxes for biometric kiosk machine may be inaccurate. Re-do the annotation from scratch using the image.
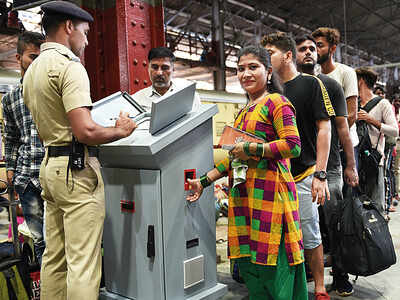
[92,84,228,300]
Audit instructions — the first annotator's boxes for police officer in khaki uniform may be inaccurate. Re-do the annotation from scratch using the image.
[23,2,137,299]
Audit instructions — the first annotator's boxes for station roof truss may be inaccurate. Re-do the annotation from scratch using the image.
[164,0,400,66]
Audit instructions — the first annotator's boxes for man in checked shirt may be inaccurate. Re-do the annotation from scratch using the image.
[2,31,46,264]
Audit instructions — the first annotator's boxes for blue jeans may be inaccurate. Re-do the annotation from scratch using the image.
[15,181,45,265]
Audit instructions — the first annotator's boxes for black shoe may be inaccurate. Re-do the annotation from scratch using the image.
[335,278,354,297]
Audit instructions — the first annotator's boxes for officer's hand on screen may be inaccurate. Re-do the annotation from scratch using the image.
[115,111,137,137]
[186,178,203,202]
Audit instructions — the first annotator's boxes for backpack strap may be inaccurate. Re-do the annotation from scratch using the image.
[358,96,383,149]
[361,96,382,113]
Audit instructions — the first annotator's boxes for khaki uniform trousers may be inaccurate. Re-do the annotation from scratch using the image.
[39,153,105,300]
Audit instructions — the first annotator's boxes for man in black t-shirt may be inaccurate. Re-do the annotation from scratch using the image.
[296,35,358,297]
[262,32,334,300]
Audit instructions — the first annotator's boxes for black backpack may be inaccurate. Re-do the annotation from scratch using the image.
[356,96,382,196]
[333,186,396,276]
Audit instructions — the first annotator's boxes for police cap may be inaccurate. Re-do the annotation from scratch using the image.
[41,1,94,23]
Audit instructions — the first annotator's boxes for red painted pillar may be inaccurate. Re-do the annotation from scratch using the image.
[81,0,165,102]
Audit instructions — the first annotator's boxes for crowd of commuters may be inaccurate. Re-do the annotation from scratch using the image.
[1,1,399,300]
[378,91,400,216]
[189,29,398,300]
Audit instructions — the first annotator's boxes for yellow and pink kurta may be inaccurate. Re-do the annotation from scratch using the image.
[216,93,304,266]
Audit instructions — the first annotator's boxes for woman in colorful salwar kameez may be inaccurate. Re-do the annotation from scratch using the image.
[187,46,308,300]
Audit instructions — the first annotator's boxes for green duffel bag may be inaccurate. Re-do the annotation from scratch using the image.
[0,259,31,300]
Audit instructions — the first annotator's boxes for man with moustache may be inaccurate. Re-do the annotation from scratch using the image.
[133,47,201,111]
[312,28,359,165]
[23,1,137,299]
[295,35,358,297]
[262,32,334,300]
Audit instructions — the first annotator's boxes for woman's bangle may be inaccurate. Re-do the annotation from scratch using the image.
[200,174,212,188]
[243,142,252,156]
[256,143,264,157]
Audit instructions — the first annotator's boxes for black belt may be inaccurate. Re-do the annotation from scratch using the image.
[47,146,99,158]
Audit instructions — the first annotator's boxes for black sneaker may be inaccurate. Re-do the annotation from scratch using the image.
[335,278,354,297]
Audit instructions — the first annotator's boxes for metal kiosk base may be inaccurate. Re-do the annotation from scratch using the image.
[99,283,227,300]
[96,104,227,300]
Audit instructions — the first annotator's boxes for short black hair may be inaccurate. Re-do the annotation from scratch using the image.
[148,47,175,62]
[42,12,82,36]
[17,31,45,55]
[294,34,316,46]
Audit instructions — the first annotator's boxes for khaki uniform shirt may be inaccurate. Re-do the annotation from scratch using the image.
[133,78,201,112]
[23,42,92,147]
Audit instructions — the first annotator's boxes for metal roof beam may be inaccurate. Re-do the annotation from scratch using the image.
[165,0,194,26]
[353,0,400,32]
[370,62,400,69]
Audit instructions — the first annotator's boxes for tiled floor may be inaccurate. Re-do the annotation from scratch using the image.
[2,206,400,299]
[217,211,400,300]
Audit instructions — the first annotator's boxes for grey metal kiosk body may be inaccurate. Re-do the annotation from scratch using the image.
[97,103,227,300]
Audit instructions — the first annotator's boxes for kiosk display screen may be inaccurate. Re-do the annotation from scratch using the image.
[149,82,196,135]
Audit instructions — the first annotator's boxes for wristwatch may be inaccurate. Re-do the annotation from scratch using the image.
[313,170,327,181]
